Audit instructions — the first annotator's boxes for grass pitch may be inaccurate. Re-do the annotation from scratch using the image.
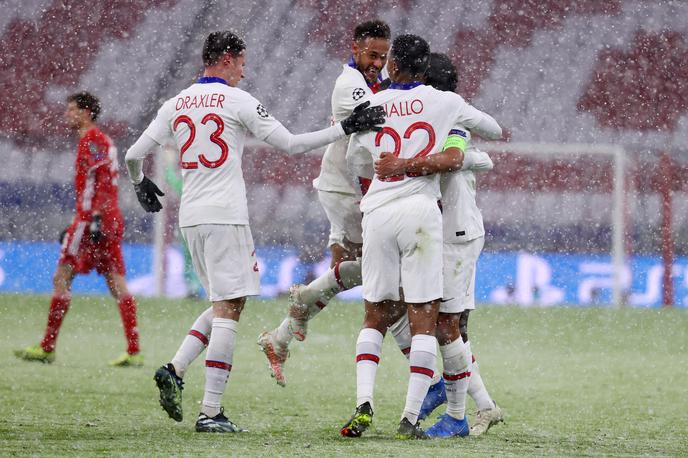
[1,294,687,456]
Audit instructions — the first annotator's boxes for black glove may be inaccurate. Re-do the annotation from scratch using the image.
[134,176,165,213]
[89,214,103,242]
[59,227,68,244]
[340,101,386,135]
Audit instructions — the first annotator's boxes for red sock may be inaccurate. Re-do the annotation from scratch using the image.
[40,295,71,353]
[118,296,140,354]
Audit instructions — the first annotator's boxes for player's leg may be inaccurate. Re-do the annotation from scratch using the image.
[390,303,445,416]
[462,310,504,435]
[425,312,471,438]
[195,297,246,432]
[170,306,213,377]
[285,254,361,337]
[397,300,439,440]
[154,231,213,422]
[341,205,398,438]
[194,224,257,433]
[15,262,75,363]
[340,299,405,437]
[104,271,142,366]
[15,222,86,363]
[396,196,443,439]
[153,306,213,422]
[168,228,214,378]
[267,191,363,348]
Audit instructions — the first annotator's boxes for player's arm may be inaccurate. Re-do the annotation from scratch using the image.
[124,101,174,212]
[452,95,502,140]
[345,134,375,196]
[461,147,494,172]
[125,133,166,213]
[375,133,467,179]
[243,97,384,155]
[124,133,160,185]
[84,137,114,240]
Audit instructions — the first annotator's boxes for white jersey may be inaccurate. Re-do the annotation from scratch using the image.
[347,83,501,214]
[441,139,494,244]
[143,78,285,227]
[313,64,376,194]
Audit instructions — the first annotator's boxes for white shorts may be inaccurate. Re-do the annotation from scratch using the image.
[441,237,484,313]
[318,190,363,247]
[361,194,443,303]
[181,224,260,302]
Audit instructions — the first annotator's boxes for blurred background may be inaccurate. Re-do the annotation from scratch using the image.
[0,0,686,306]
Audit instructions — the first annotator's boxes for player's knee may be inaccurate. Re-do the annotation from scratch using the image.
[436,312,461,345]
[363,303,390,334]
[338,260,362,282]
[213,298,245,319]
[52,265,73,293]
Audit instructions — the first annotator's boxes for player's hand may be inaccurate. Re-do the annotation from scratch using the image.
[134,176,165,213]
[375,152,407,178]
[340,101,386,135]
[89,214,103,242]
[59,227,68,244]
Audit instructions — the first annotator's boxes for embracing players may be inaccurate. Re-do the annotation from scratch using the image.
[342,34,502,439]
[376,53,504,437]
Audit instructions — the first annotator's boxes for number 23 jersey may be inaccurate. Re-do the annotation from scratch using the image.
[143,78,282,227]
[347,83,498,214]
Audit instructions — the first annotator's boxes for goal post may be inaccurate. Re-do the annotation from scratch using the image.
[474,142,627,307]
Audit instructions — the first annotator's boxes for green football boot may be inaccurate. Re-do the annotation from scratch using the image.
[340,402,374,437]
[14,345,55,364]
[109,352,144,367]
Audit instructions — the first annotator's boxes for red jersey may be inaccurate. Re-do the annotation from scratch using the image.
[74,127,123,232]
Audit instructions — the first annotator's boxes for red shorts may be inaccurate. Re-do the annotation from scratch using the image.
[59,220,125,275]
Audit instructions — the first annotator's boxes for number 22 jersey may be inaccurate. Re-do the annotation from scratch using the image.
[346,82,501,214]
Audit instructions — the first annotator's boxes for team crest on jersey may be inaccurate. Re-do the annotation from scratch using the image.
[256,104,270,119]
[352,87,365,101]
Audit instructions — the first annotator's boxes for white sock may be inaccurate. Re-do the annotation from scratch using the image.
[355,328,383,410]
[441,338,471,420]
[273,317,292,349]
[466,341,494,411]
[202,318,238,417]
[298,260,362,314]
[403,334,437,424]
[171,306,213,377]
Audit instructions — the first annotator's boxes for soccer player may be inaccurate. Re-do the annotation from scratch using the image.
[257,19,391,386]
[377,53,503,437]
[341,35,502,439]
[15,92,142,367]
[124,31,384,433]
